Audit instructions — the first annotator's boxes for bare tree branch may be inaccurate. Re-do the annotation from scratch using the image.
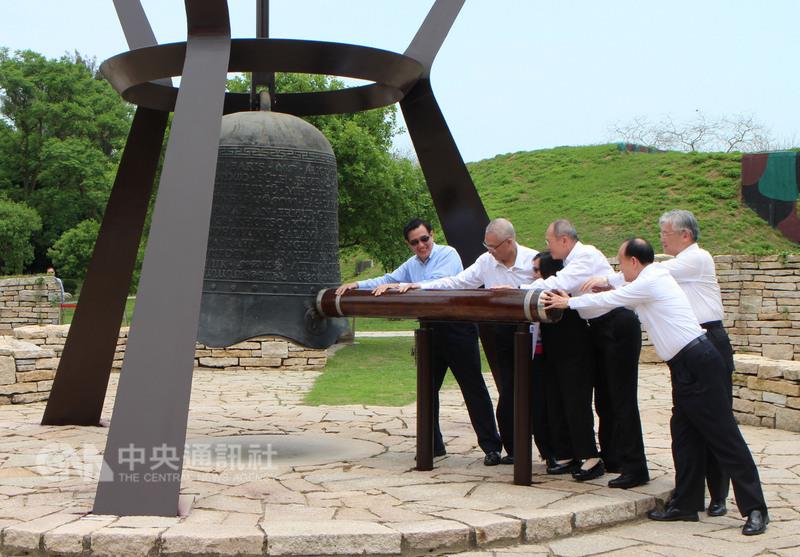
[609,112,778,153]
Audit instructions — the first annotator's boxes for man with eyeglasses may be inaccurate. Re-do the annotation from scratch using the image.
[583,209,735,516]
[545,238,768,536]
[520,220,649,489]
[336,218,504,466]
[395,218,538,464]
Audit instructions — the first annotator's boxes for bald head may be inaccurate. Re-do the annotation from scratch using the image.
[618,237,654,282]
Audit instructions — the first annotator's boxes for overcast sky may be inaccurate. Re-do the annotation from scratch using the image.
[2,1,799,162]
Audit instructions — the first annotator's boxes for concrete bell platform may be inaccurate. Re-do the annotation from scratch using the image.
[0,365,798,557]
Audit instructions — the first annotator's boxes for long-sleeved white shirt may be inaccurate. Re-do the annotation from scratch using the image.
[569,264,705,361]
[520,241,614,319]
[608,243,724,324]
[419,243,538,289]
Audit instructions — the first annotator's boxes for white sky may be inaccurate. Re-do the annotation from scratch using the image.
[2,1,799,162]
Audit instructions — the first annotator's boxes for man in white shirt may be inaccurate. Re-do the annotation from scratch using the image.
[659,209,734,516]
[521,220,648,489]
[584,210,734,516]
[544,238,768,536]
[398,218,537,464]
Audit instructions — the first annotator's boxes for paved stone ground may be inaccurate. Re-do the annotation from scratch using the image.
[0,361,797,556]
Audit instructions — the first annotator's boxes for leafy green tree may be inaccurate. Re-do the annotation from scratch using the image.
[228,73,437,270]
[0,197,42,274]
[0,49,132,269]
[46,219,100,284]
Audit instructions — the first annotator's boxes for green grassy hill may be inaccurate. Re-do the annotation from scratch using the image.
[468,144,798,257]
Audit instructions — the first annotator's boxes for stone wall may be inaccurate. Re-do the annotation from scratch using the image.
[635,254,800,363]
[0,276,61,335]
[0,336,57,404]
[0,324,328,405]
[732,354,800,432]
[717,254,800,361]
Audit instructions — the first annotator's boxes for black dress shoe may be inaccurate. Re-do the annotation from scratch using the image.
[499,454,514,465]
[742,509,768,536]
[483,451,501,466]
[647,506,699,522]
[547,459,579,475]
[571,460,605,482]
[707,499,727,517]
[607,472,649,489]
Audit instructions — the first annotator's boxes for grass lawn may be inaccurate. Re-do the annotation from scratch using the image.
[351,317,417,332]
[61,297,136,325]
[304,337,493,406]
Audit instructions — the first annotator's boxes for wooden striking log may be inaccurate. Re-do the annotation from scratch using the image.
[316,288,563,324]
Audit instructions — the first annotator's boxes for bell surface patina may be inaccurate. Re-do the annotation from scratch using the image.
[198,109,347,348]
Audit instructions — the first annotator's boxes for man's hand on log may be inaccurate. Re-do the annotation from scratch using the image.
[396,282,420,293]
[372,283,401,296]
[542,289,570,310]
[581,276,612,293]
[335,282,359,295]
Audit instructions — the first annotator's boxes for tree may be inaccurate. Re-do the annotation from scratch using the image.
[228,73,437,270]
[609,111,776,153]
[46,219,100,285]
[0,48,132,269]
[0,197,42,274]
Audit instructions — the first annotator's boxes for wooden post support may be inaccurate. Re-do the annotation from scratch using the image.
[513,324,532,485]
[415,324,434,471]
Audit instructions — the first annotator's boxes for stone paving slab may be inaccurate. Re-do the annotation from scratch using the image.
[0,364,797,556]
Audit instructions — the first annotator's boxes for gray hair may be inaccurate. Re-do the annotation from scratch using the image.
[550,219,578,241]
[659,209,699,241]
[486,218,516,241]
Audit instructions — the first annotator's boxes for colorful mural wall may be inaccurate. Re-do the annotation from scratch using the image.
[741,152,800,243]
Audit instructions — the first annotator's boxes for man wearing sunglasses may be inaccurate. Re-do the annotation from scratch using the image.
[394,218,538,464]
[336,218,503,466]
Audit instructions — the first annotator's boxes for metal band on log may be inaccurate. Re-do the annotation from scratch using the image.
[316,288,562,323]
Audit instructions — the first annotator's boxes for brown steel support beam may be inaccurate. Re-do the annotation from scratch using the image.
[42,107,168,426]
[400,79,488,267]
[415,324,434,471]
[93,0,232,516]
[43,0,171,426]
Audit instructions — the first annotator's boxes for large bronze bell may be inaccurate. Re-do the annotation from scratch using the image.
[197,103,347,348]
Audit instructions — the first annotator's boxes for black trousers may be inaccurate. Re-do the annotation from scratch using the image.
[430,322,502,455]
[701,320,735,503]
[541,310,598,460]
[491,324,517,456]
[588,308,648,476]
[667,336,766,516]
[530,346,568,461]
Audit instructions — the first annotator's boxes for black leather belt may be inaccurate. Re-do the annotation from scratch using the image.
[668,334,708,365]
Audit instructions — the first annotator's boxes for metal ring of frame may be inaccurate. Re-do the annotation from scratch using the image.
[100,38,425,116]
[523,288,535,322]
[536,291,550,322]
[315,288,327,315]
[334,293,344,317]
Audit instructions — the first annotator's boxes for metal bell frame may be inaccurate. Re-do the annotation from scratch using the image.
[41,0,491,516]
